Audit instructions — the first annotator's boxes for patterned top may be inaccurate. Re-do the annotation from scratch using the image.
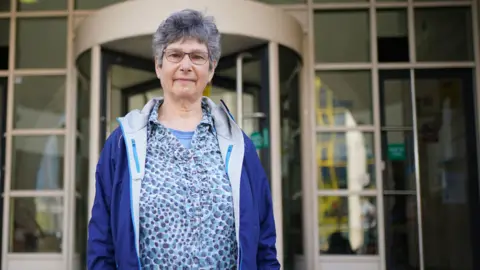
[139,100,238,269]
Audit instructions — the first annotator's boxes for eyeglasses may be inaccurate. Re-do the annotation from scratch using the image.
[163,49,209,65]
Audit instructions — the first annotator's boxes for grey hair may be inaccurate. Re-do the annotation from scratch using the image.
[152,9,221,69]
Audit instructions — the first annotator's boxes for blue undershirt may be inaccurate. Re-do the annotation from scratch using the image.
[169,128,194,149]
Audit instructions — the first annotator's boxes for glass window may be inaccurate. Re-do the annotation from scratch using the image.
[11,135,65,190]
[75,85,90,197]
[107,64,157,135]
[318,196,378,255]
[384,195,419,269]
[75,196,87,260]
[314,10,370,63]
[415,7,473,62]
[382,131,416,191]
[315,71,372,126]
[0,1,10,11]
[75,0,126,10]
[76,58,90,131]
[76,51,90,137]
[317,132,375,190]
[16,18,67,69]
[379,70,413,127]
[0,77,6,171]
[0,19,8,70]
[10,197,63,252]
[377,9,409,63]
[13,75,65,129]
[279,45,303,269]
[17,0,67,11]
[75,50,90,269]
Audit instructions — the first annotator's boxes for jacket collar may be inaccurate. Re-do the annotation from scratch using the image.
[119,96,241,142]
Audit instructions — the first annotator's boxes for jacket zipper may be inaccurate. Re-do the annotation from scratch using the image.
[131,139,140,173]
[129,138,141,269]
[225,145,242,269]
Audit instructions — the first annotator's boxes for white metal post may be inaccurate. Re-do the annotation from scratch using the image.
[470,0,480,208]
[268,41,284,267]
[1,0,16,267]
[87,45,101,225]
[236,53,249,128]
[300,31,318,270]
[370,1,387,269]
[410,68,425,270]
[64,0,76,266]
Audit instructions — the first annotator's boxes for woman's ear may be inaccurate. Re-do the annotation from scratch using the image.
[155,57,162,79]
[208,61,217,82]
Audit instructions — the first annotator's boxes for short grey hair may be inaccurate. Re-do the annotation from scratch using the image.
[152,9,221,69]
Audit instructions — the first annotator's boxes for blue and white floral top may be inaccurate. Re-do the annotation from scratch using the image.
[138,100,238,269]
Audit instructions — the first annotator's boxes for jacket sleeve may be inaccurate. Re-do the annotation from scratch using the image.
[87,132,117,270]
[244,136,281,269]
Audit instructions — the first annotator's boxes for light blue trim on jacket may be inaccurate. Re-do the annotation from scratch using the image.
[117,123,142,269]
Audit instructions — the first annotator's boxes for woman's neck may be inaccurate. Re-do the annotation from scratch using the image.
[157,97,203,131]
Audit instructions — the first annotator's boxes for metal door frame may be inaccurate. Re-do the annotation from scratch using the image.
[0,77,7,268]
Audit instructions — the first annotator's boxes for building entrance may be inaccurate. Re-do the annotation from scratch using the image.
[73,1,304,269]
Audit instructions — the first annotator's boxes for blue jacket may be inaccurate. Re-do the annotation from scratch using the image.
[87,97,280,269]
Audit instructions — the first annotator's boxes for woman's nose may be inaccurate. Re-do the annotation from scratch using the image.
[179,55,193,71]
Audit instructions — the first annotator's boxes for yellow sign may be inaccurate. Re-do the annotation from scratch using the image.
[203,84,211,97]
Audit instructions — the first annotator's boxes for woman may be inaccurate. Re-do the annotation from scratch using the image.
[87,9,280,269]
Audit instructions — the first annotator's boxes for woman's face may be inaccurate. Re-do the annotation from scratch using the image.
[155,38,215,102]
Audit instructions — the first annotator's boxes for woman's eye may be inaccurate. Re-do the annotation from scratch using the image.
[191,54,204,60]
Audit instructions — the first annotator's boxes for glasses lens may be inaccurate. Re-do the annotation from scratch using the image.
[165,50,184,63]
[189,52,208,65]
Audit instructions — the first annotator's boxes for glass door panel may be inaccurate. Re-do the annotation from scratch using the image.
[99,49,155,146]
[379,68,480,270]
[278,45,304,270]
[214,56,263,154]
[107,65,157,136]
[415,69,478,270]
[379,70,420,270]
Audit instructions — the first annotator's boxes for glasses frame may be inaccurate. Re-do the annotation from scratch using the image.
[163,49,209,65]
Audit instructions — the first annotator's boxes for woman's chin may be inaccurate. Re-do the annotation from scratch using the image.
[170,87,202,100]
